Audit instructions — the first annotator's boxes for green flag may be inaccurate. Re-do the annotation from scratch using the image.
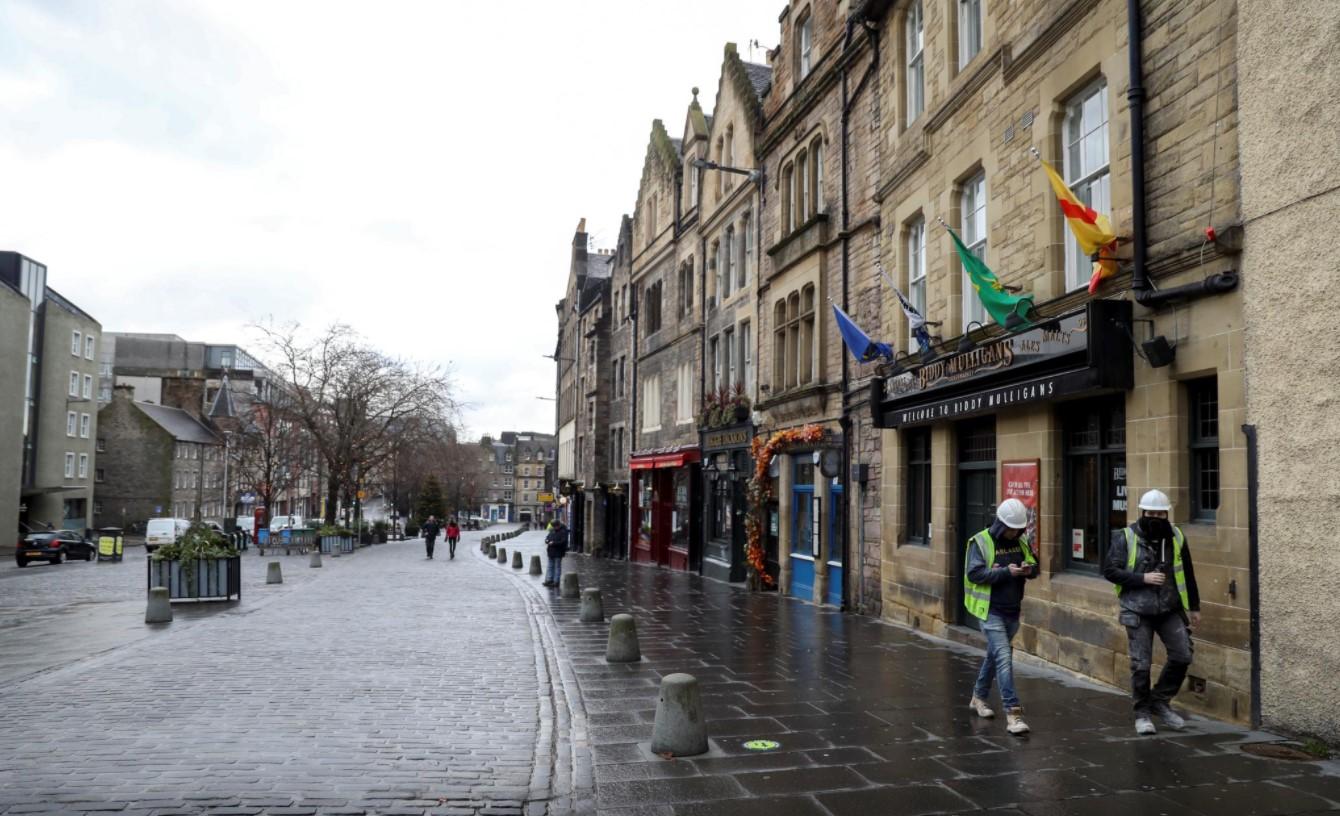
[948,226,1033,327]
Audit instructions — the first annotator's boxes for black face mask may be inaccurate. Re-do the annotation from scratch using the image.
[1142,517,1173,542]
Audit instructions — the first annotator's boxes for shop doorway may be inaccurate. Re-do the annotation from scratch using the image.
[826,481,844,607]
[790,460,816,601]
[956,418,997,630]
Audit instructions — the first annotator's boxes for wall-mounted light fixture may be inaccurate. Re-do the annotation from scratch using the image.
[957,321,985,354]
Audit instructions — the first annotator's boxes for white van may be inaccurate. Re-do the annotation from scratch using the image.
[269,515,304,533]
[145,518,190,553]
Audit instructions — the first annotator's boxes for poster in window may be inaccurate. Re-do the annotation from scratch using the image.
[1001,460,1040,551]
[1071,528,1084,559]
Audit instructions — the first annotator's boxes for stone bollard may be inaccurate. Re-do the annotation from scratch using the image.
[529,555,542,576]
[650,674,708,756]
[560,572,581,599]
[145,587,172,623]
[497,547,507,564]
[266,561,283,584]
[512,551,523,569]
[579,588,604,622]
[489,544,497,559]
[605,614,641,663]
[310,551,322,568]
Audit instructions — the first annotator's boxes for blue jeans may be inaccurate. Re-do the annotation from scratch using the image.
[973,612,1021,709]
[546,556,563,584]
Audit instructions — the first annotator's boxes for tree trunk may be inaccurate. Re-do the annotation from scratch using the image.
[324,473,340,525]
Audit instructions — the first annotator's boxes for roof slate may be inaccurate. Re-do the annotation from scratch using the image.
[135,401,221,445]
[743,62,773,100]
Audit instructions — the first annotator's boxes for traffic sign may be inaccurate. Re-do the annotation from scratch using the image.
[537,492,554,502]
[357,490,366,500]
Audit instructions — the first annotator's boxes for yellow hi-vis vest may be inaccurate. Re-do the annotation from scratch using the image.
[963,530,1037,621]
[1116,525,1190,611]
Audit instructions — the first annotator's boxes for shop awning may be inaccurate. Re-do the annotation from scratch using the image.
[629,449,701,470]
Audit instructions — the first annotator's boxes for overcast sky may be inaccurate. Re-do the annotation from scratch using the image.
[0,0,781,438]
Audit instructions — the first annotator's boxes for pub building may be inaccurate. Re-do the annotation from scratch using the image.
[699,424,753,582]
[628,447,701,572]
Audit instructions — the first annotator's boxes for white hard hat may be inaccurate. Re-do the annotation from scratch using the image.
[996,498,1029,530]
[1138,489,1172,512]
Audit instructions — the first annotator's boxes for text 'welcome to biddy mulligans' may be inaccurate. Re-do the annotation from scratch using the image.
[895,378,1060,425]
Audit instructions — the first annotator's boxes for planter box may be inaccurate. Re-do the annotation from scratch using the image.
[147,556,241,602]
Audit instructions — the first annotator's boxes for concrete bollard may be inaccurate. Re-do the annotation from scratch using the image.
[488,544,497,559]
[560,572,581,599]
[529,555,543,576]
[605,614,641,663]
[497,547,507,564]
[650,674,708,756]
[266,561,283,584]
[310,551,322,568]
[579,588,604,622]
[145,586,172,623]
[512,551,523,569]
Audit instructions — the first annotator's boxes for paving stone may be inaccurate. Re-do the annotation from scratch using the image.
[815,784,976,815]
[1016,791,1198,816]
[1157,780,1334,815]
[595,777,747,809]
[942,769,1110,809]
[733,765,867,796]
[672,794,830,815]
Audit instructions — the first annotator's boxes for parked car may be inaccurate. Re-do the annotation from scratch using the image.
[144,517,191,554]
[269,515,304,533]
[16,530,95,566]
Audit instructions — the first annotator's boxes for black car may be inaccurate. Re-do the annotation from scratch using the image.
[16,530,96,566]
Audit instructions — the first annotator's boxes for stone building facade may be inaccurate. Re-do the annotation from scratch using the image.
[511,431,557,528]
[866,0,1249,723]
[604,217,635,558]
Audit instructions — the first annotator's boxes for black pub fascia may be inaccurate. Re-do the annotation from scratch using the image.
[699,422,754,583]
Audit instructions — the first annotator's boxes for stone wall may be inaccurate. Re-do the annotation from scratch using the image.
[0,286,28,545]
[94,388,172,529]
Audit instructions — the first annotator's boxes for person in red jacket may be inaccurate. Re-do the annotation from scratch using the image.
[445,518,461,559]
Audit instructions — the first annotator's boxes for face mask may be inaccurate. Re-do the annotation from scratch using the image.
[1143,517,1173,541]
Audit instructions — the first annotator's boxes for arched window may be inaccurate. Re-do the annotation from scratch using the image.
[782,163,795,234]
[724,125,735,191]
[786,293,801,389]
[810,137,824,215]
[773,300,788,391]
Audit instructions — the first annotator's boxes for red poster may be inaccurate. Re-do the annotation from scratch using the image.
[1001,460,1041,553]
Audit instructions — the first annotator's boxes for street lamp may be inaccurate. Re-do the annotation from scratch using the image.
[691,157,762,184]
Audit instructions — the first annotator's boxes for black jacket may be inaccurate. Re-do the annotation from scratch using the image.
[1103,520,1200,617]
[421,521,440,540]
[545,526,570,558]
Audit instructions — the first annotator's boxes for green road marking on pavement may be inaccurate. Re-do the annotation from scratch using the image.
[743,739,781,751]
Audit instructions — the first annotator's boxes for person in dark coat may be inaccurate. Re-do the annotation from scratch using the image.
[543,520,569,587]
[422,516,441,560]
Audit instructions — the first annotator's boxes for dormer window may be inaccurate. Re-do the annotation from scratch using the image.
[796,9,814,80]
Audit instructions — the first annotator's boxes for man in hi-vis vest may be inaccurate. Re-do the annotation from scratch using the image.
[965,498,1038,735]
[1103,489,1202,735]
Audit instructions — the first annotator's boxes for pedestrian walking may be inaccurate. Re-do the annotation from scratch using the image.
[964,498,1038,735]
[445,518,460,559]
[1103,489,1201,735]
[543,520,569,587]
[422,515,441,560]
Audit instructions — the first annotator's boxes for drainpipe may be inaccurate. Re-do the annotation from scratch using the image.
[1127,0,1237,309]
[628,286,639,561]
[1242,423,1262,728]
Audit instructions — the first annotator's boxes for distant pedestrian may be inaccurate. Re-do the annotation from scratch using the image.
[422,515,441,560]
[1103,489,1201,736]
[543,520,569,587]
[445,518,460,559]
[965,498,1038,735]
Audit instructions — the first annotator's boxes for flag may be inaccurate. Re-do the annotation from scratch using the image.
[877,263,932,354]
[947,227,1034,327]
[1040,158,1118,294]
[832,304,892,364]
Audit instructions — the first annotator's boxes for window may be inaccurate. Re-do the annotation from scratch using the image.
[642,374,661,432]
[787,293,800,388]
[505,492,513,501]
[800,285,816,385]
[1189,378,1220,521]
[725,328,737,388]
[643,280,663,335]
[69,371,79,397]
[192,445,199,459]
[79,454,88,480]
[679,259,694,317]
[907,216,927,345]
[723,228,735,300]
[84,335,95,360]
[67,411,77,437]
[1064,397,1127,571]
[83,374,92,399]
[505,477,514,488]
[905,428,932,544]
[64,452,75,479]
[774,287,817,391]
[710,336,721,391]
[615,357,625,399]
[687,158,699,208]
[80,413,90,438]
[960,171,988,327]
[1063,79,1111,291]
[711,241,722,306]
[958,0,983,70]
[782,163,795,234]
[96,438,105,452]
[94,501,103,514]
[906,1,925,123]
[741,212,753,289]
[71,330,81,356]
[741,321,754,395]
[810,139,824,215]
[774,301,787,392]
[796,9,814,79]
[646,196,657,245]
[676,361,694,424]
[797,149,809,224]
[724,125,735,192]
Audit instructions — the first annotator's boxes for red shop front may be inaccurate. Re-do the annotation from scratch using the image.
[629,447,701,572]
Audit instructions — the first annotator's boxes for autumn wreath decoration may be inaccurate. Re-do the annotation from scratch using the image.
[743,423,826,589]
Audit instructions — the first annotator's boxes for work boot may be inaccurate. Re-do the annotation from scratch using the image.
[1005,707,1030,735]
[1135,716,1157,735]
[1152,703,1185,730]
[968,696,995,719]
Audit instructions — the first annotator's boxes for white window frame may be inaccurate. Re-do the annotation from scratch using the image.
[1063,79,1111,291]
[958,0,983,70]
[741,321,754,397]
[676,362,694,425]
[812,140,825,214]
[906,1,925,123]
[64,452,75,479]
[961,172,988,327]
[78,453,88,479]
[71,330,81,357]
[799,12,814,78]
[723,228,735,300]
[725,328,737,388]
[741,212,754,288]
[66,411,77,437]
[80,413,90,438]
[84,335,95,360]
[710,336,721,392]
[642,374,661,432]
[82,374,92,399]
[69,371,79,397]
[908,217,927,344]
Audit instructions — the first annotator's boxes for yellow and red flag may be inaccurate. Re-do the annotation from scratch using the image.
[1040,159,1118,294]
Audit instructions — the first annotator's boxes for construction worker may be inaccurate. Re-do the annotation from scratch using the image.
[1103,489,1201,735]
[965,498,1038,735]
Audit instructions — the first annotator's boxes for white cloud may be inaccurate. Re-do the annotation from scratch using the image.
[0,0,780,438]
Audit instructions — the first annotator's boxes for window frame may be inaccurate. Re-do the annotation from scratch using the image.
[797,9,814,80]
[1188,377,1220,522]
[66,411,77,437]
[740,320,753,396]
[905,428,932,545]
[957,0,983,71]
[960,171,988,328]
[723,227,735,300]
[1062,397,1127,573]
[1062,78,1111,291]
[809,138,824,215]
[69,371,79,397]
[906,216,927,346]
[906,1,925,123]
[741,211,753,289]
[84,335,95,360]
[80,413,90,438]
[83,374,93,399]
[71,330,81,357]
[64,452,75,479]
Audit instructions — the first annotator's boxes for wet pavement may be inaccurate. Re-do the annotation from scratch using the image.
[494,531,1340,816]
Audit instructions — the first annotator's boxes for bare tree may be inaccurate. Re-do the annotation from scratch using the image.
[255,322,457,525]
[229,386,312,526]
